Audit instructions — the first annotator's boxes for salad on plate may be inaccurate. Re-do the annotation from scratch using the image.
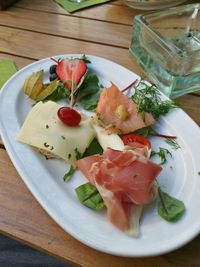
[16,55,185,237]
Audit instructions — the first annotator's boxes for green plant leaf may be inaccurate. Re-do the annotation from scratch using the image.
[157,190,185,222]
[45,83,70,102]
[131,80,178,119]
[63,165,76,182]
[75,183,105,211]
[83,138,103,157]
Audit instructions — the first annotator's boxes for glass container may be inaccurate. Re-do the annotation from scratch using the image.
[125,0,187,11]
[130,4,200,98]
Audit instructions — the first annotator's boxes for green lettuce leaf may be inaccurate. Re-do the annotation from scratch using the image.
[75,182,105,211]
[157,190,185,222]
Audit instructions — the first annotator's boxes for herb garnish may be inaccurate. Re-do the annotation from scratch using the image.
[165,138,180,150]
[44,142,49,148]
[76,71,101,111]
[63,139,103,182]
[151,147,172,165]
[131,81,177,119]
[43,56,102,111]
[63,165,76,182]
[63,148,82,182]
[45,83,70,102]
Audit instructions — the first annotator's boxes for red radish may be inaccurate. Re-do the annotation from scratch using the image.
[55,59,87,90]
[57,107,81,126]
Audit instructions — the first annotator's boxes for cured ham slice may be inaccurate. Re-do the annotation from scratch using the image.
[77,148,162,234]
[95,185,131,231]
[96,84,155,134]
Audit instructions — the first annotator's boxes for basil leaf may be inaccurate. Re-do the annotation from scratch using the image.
[157,190,185,222]
[77,72,101,111]
[79,90,100,111]
[77,72,100,99]
[75,183,105,211]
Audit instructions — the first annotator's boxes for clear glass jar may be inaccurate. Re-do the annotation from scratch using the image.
[130,3,200,98]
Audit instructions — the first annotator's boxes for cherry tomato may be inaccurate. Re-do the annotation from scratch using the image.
[57,107,81,126]
[121,134,151,149]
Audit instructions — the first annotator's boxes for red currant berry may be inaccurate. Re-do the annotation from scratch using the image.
[57,107,81,126]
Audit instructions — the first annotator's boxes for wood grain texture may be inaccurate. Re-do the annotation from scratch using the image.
[0,7,132,48]
[0,0,17,10]
[0,138,3,147]
[0,25,143,74]
[14,0,138,25]
[1,148,200,267]
[177,95,200,126]
[14,0,200,25]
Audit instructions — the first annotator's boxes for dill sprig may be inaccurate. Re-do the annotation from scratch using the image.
[131,80,177,119]
[151,147,172,165]
[165,138,181,150]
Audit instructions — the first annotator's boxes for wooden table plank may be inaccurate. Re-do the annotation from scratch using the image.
[177,94,200,126]
[0,140,3,147]
[14,0,137,25]
[14,0,200,25]
[0,25,143,74]
[1,147,200,267]
[0,7,132,48]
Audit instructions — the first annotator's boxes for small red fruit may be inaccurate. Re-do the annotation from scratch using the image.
[56,59,87,90]
[57,107,81,126]
[122,134,151,149]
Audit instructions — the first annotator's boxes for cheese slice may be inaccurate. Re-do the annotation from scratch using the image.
[17,101,95,166]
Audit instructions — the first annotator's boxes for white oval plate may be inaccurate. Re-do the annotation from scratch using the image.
[0,55,200,257]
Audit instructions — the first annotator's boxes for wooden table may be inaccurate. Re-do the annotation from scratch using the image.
[0,1,200,266]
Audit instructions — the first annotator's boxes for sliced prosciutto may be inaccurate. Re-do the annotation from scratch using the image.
[96,84,155,134]
[77,148,162,234]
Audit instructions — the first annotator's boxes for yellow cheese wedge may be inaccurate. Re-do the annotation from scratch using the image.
[17,101,95,166]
